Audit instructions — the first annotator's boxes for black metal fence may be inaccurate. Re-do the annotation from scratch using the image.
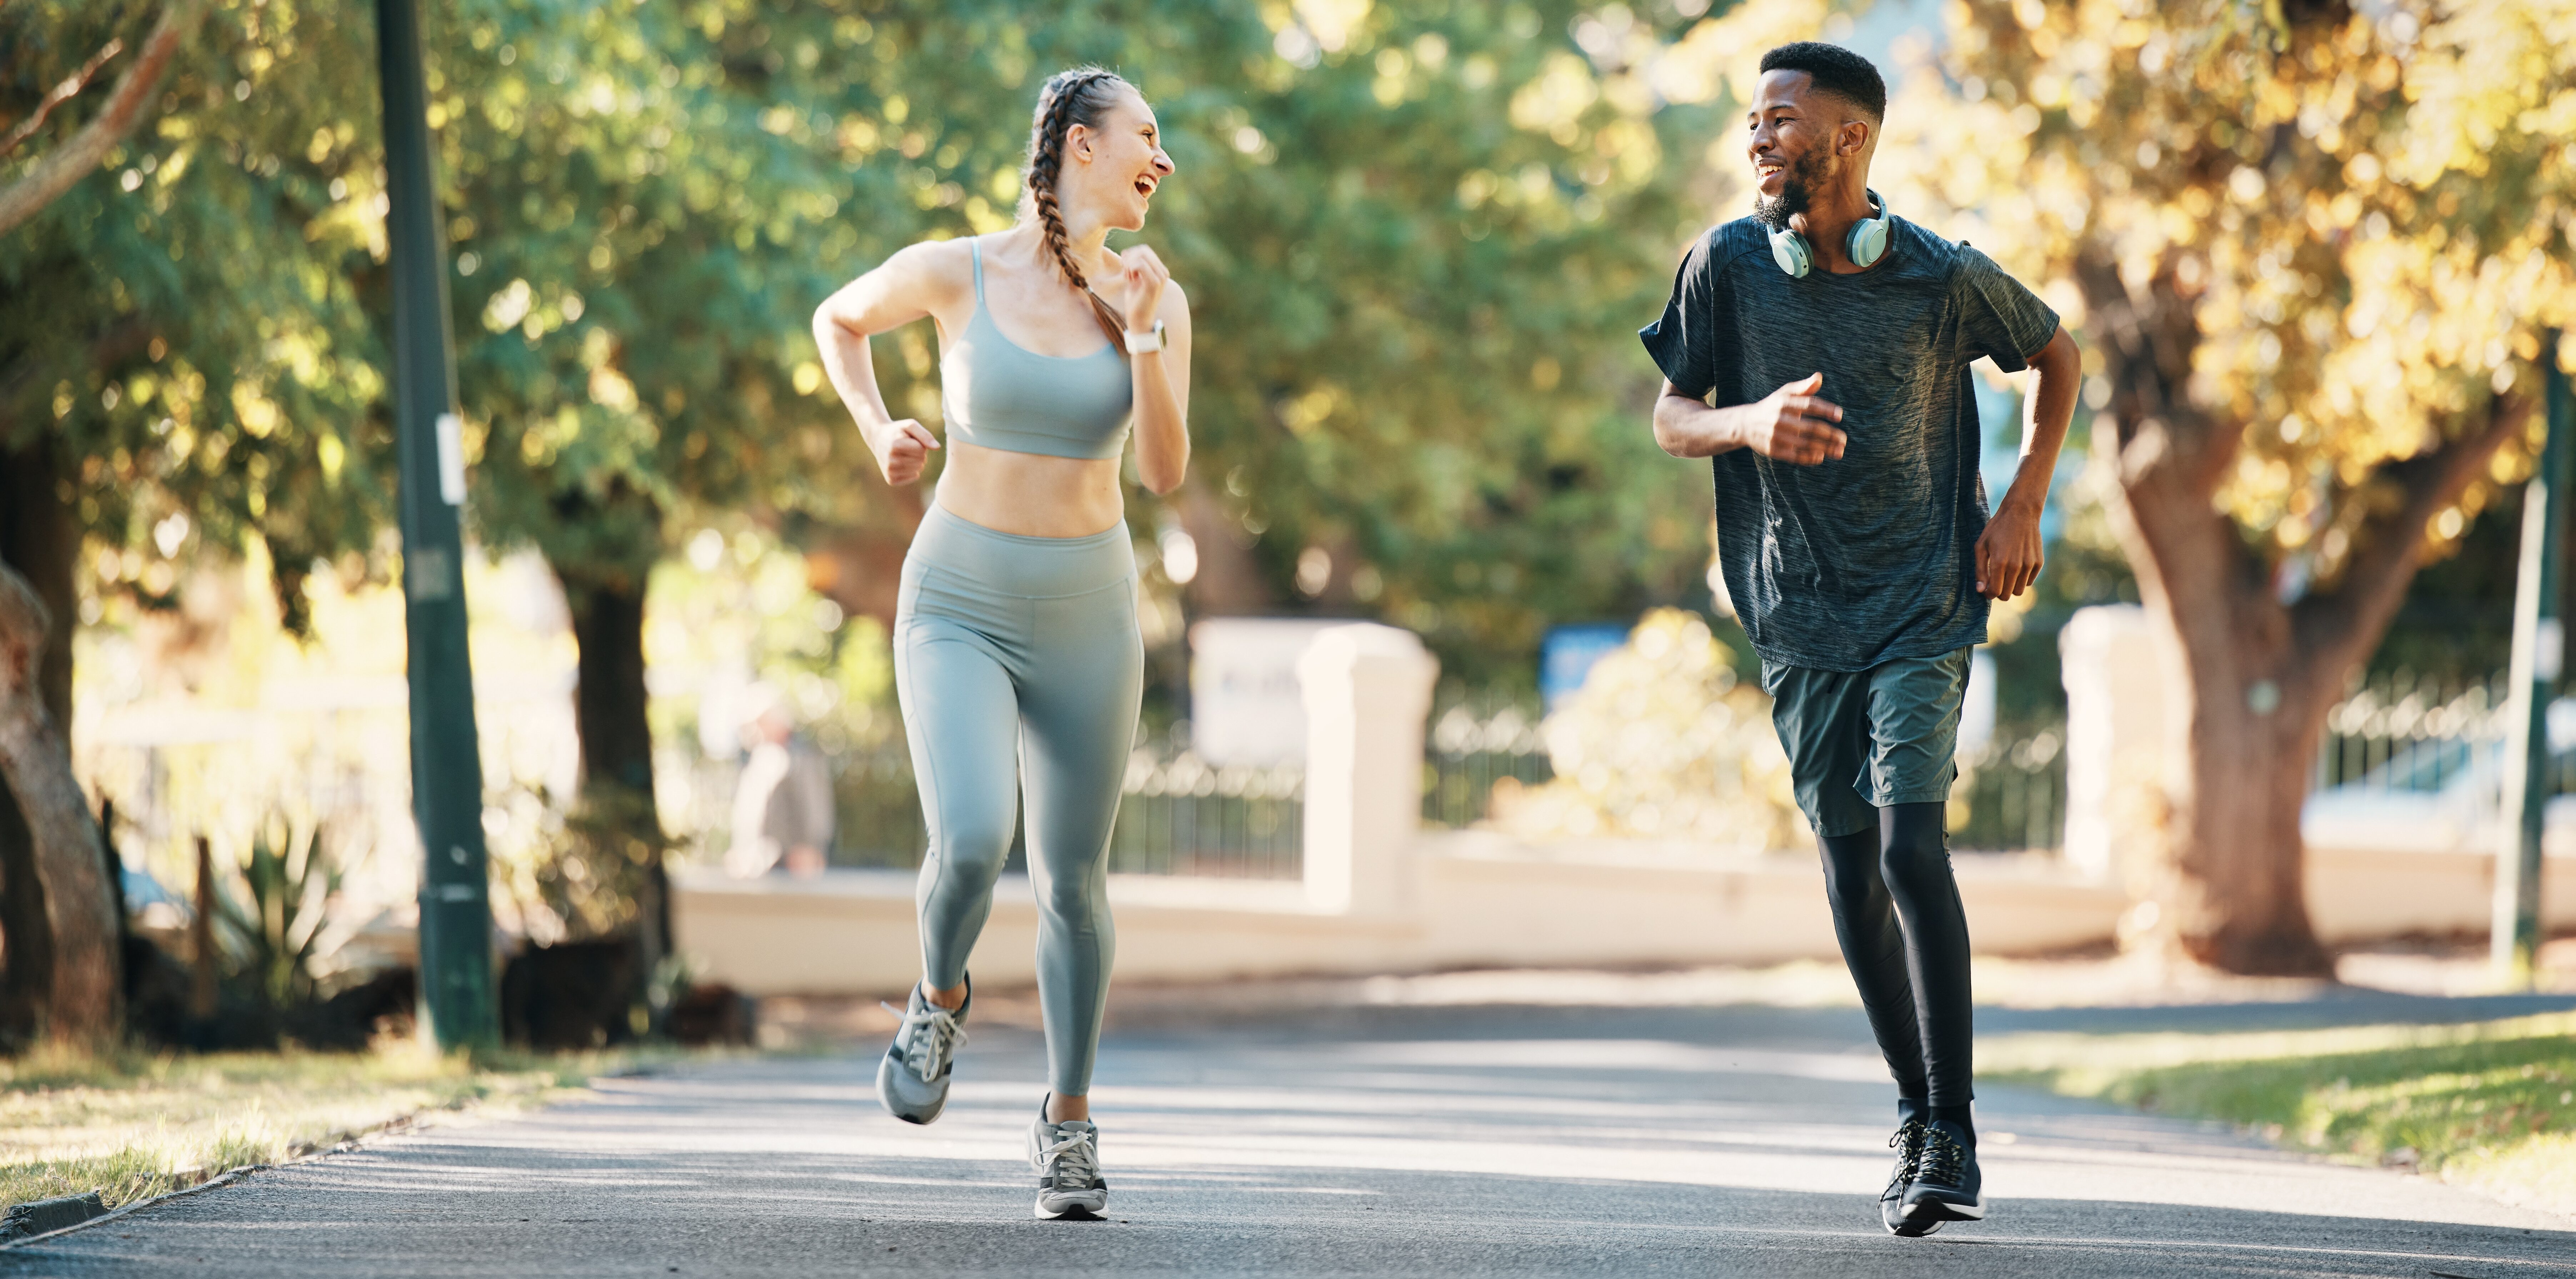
[1110,730,1304,878]
[1952,729,2067,853]
[1421,688,1553,828]
[2312,669,2576,798]
[829,739,928,868]
[1947,667,2572,856]
[803,669,2558,874]
[823,721,1303,880]
[2315,671,2502,794]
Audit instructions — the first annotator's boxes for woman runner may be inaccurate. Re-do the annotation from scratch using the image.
[810,66,1188,1220]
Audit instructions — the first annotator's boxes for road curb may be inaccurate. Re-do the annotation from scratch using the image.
[0,1169,256,1252]
[0,1056,686,1253]
[0,1192,108,1241]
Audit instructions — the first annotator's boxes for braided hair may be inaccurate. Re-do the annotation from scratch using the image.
[1024,66,1134,354]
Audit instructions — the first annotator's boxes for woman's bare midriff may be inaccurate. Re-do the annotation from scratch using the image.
[934,438,1126,538]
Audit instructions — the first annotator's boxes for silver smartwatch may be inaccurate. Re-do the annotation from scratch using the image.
[1125,320,1167,354]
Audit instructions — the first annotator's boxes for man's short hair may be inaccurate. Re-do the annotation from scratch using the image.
[1758,42,1887,122]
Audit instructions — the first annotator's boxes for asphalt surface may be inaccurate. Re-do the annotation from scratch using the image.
[7,997,2575,1278]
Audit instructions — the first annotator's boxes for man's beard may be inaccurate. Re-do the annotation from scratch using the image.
[1754,147,1828,230]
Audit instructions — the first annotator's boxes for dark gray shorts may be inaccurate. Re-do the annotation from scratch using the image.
[1761,648,1972,838]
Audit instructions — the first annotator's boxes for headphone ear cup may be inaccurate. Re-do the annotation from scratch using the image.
[1847,195,1892,268]
[1846,214,1889,269]
[1769,227,1812,279]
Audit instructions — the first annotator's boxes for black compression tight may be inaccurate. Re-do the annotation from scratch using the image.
[1818,801,1975,1113]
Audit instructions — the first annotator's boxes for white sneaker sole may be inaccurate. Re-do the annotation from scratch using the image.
[874,1051,949,1125]
[1034,1193,1107,1220]
[1903,1196,1986,1222]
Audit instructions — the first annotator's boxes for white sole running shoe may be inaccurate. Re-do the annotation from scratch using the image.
[1901,1119,1986,1225]
[1881,1118,1941,1237]
[875,980,969,1125]
[1029,1100,1108,1220]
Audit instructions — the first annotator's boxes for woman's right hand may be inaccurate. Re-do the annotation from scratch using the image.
[871,418,941,485]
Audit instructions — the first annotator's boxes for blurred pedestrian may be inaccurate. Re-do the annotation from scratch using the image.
[726,683,835,880]
[1640,43,2080,1237]
[811,65,1189,1221]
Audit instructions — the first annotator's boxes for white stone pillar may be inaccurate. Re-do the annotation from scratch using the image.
[2060,604,2166,881]
[1297,624,1439,915]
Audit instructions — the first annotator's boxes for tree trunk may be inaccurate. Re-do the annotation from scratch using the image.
[0,437,81,1040]
[2155,603,2339,973]
[2083,256,2531,974]
[0,564,121,1047]
[553,557,668,1003]
[2108,497,2333,971]
[806,484,923,633]
[1178,476,1276,616]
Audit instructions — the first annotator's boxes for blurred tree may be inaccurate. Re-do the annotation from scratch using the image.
[419,0,843,983]
[0,0,207,236]
[425,0,1762,953]
[1876,0,2575,972]
[732,0,1732,682]
[8,0,1793,1031]
[0,0,316,1047]
[0,566,120,1047]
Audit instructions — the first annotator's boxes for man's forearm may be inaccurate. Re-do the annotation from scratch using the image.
[1654,394,1752,459]
[1998,331,2079,512]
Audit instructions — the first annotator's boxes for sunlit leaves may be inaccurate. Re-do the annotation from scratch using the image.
[2,0,398,619]
[1880,0,2576,583]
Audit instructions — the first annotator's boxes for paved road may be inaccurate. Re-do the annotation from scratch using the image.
[8,999,2575,1278]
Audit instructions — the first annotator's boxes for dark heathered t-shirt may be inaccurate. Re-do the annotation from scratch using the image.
[1639,214,2060,673]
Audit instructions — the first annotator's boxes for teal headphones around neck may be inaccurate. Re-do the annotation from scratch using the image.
[1769,189,1893,278]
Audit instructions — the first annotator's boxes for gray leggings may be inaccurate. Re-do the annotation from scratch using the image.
[894,503,1142,1097]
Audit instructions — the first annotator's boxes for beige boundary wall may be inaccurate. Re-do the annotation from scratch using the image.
[2306,843,2576,944]
[671,834,2132,997]
[671,837,2576,998]
[670,838,2576,998]
[672,621,2576,997]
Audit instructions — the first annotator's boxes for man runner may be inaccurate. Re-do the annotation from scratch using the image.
[1638,41,2079,1235]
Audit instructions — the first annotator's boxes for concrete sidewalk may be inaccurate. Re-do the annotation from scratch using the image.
[7,1000,2574,1278]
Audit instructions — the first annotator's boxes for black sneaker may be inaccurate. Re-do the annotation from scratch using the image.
[1880,1118,1941,1236]
[1901,1119,1985,1225]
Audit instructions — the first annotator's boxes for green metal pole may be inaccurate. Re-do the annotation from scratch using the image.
[2495,338,2571,987]
[375,0,495,1050]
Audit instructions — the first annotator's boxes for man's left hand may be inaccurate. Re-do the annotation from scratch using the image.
[1975,500,2043,600]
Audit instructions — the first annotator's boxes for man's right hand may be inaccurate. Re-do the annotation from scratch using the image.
[1741,373,1846,465]
[871,418,940,485]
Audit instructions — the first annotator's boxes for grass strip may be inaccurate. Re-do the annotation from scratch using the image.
[1981,1012,2576,1217]
[0,1043,674,1214]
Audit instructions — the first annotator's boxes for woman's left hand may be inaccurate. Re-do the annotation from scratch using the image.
[1119,245,1171,331]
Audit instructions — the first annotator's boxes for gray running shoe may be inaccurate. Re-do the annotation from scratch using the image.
[875,980,969,1125]
[1027,1102,1109,1220]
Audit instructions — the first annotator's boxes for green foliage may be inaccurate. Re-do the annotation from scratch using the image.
[208,814,343,1009]
[430,0,849,588]
[1882,0,2576,580]
[1,0,397,625]
[1494,608,1802,847]
[486,783,667,943]
[12,0,1745,681]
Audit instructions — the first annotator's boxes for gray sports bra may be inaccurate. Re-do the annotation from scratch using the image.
[939,239,1133,461]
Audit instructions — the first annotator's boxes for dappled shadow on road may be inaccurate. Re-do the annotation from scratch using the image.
[7,1007,2573,1277]
[15,1153,2570,1278]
